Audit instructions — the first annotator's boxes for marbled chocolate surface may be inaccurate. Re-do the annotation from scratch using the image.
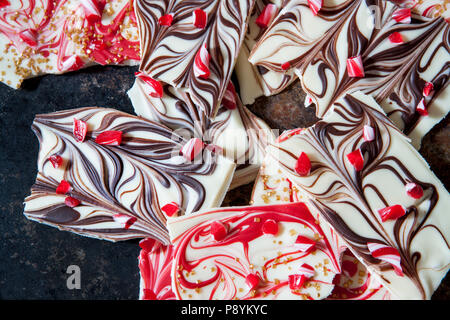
[0,65,447,299]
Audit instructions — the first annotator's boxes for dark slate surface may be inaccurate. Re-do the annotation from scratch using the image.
[0,66,448,300]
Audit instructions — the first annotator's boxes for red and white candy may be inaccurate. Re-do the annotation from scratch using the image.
[95,130,123,146]
[307,0,323,16]
[255,4,277,28]
[193,44,211,79]
[193,8,207,29]
[294,235,316,253]
[210,221,227,241]
[49,155,63,169]
[161,202,180,217]
[159,14,173,26]
[181,138,204,161]
[113,213,137,230]
[392,8,411,24]
[135,72,164,98]
[378,204,407,222]
[81,0,103,23]
[281,62,291,71]
[262,219,278,235]
[405,182,424,199]
[65,196,81,208]
[288,263,315,290]
[416,98,428,116]
[19,29,38,47]
[367,242,403,276]
[56,180,71,195]
[347,56,365,78]
[388,31,404,44]
[62,55,85,72]
[73,118,88,142]
[295,152,311,176]
[245,273,260,290]
[423,82,434,97]
[346,149,364,171]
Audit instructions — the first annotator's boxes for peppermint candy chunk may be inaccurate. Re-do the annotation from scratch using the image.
[81,0,103,23]
[56,180,71,195]
[222,82,237,110]
[378,204,407,222]
[255,4,278,28]
[294,235,316,253]
[392,8,411,24]
[388,32,404,44]
[0,0,10,9]
[346,56,365,78]
[135,72,163,98]
[65,196,81,208]
[19,29,38,47]
[181,138,204,161]
[193,9,207,29]
[245,273,260,291]
[210,221,227,241]
[416,98,428,116]
[193,44,211,79]
[262,219,278,235]
[289,263,315,290]
[161,202,180,217]
[298,263,315,278]
[405,182,424,199]
[159,14,173,26]
[281,62,291,71]
[367,242,403,276]
[113,213,137,230]
[346,149,364,171]
[295,152,311,176]
[73,118,88,142]
[49,155,63,169]
[423,82,434,97]
[62,55,85,72]
[95,131,123,146]
[304,95,313,107]
[307,0,323,16]
[363,125,375,142]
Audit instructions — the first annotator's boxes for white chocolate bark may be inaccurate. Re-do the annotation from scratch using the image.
[24,107,236,244]
[167,203,342,300]
[128,77,275,189]
[0,0,139,89]
[266,91,450,299]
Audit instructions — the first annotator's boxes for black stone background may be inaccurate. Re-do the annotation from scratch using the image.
[0,65,448,299]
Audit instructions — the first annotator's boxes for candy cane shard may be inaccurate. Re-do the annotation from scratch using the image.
[127,78,275,190]
[0,0,140,89]
[135,0,256,118]
[23,107,236,244]
[266,91,450,299]
[167,203,341,300]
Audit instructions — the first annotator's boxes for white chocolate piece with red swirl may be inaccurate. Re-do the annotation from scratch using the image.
[0,0,139,89]
[128,77,275,189]
[167,203,342,300]
[266,91,450,299]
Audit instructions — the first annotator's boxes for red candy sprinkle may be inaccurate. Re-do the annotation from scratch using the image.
[288,274,307,290]
[416,98,428,116]
[0,0,10,9]
[295,152,311,176]
[423,82,434,97]
[161,202,180,217]
[262,219,278,235]
[388,32,404,44]
[346,56,365,78]
[113,214,137,230]
[255,4,277,28]
[73,118,88,142]
[392,8,411,24]
[65,196,81,208]
[245,273,260,291]
[135,72,164,98]
[367,242,403,276]
[181,138,204,161]
[95,130,123,146]
[19,29,38,47]
[281,62,291,71]
[193,9,207,28]
[159,14,173,26]
[49,155,63,169]
[294,235,316,253]
[222,82,237,110]
[56,180,71,195]
[405,182,424,199]
[307,0,323,16]
[210,221,227,241]
[193,44,211,79]
[346,149,364,171]
[363,125,375,142]
[378,204,406,222]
